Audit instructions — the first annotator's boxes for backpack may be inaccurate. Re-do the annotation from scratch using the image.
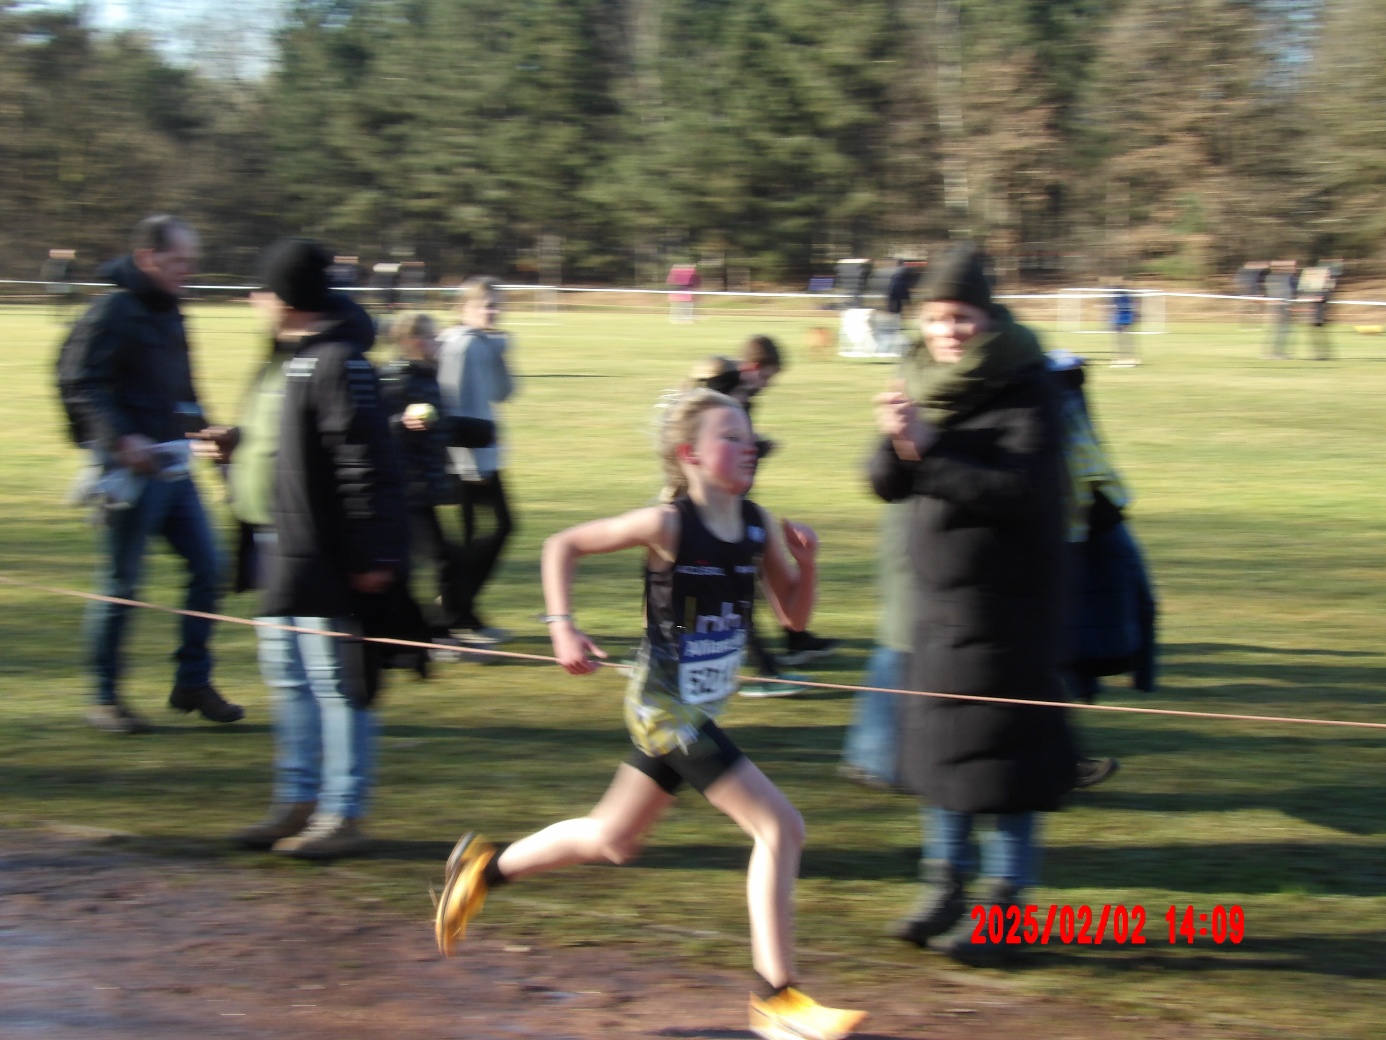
[55,295,123,446]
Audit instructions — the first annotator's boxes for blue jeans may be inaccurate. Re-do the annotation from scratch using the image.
[84,475,219,703]
[925,806,1038,889]
[256,618,375,819]
[841,646,904,784]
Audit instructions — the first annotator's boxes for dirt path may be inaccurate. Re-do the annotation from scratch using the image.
[0,827,1200,1040]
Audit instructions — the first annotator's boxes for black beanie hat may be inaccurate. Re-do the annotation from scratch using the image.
[261,237,332,312]
[920,242,992,313]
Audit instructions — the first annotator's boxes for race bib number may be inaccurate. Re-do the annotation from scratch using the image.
[677,628,745,705]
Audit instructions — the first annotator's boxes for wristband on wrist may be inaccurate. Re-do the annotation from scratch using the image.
[538,613,574,625]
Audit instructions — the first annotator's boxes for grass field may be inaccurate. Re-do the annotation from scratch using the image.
[2,300,1384,1038]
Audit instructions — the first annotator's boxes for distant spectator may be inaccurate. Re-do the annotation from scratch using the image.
[667,264,701,323]
[1235,261,1268,327]
[872,259,917,357]
[835,259,879,355]
[1109,282,1139,367]
[886,259,915,317]
[371,261,402,315]
[1263,260,1298,359]
[1296,261,1339,361]
[834,258,872,310]
[399,260,428,301]
[42,248,79,324]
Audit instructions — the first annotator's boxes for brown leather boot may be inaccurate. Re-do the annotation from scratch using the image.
[233,802,316,850]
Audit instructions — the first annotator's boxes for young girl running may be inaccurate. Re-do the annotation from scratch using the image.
[434,389,866,1040]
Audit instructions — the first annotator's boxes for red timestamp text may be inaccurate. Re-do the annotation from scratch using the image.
[970,903,1150,945]
[969,903,1248,946]
[1165,904,1246,945]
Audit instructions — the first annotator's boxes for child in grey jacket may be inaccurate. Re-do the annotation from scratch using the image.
[437,276,516,645]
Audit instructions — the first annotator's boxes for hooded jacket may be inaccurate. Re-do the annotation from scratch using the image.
[259,293,408,620]
[64,255,201,450]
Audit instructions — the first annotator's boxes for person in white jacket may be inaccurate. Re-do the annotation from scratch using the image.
[437,276,516,645]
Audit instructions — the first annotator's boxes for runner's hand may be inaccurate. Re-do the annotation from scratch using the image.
[780,518,818,566]
[551,622,607,675]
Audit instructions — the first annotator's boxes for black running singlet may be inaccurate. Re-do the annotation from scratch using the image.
[623,497,767,755]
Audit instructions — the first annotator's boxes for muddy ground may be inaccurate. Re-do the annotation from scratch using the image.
[0,827,1208,1040]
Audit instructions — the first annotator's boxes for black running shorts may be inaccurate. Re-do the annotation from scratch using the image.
[626,720,745,794]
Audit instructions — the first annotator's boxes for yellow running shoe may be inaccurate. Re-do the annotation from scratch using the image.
[434,831,497,957]
[748,987,868,1040]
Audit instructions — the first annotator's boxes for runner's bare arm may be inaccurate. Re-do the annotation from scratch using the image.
[757,505,818,632]
[541,505,679,675]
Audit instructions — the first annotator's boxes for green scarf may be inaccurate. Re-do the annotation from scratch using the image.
[903,305,1048,428]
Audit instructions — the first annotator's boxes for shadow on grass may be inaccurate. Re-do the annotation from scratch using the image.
[1032,932,1386,980]
[1153,641,1386,701]
[1165,642,1384,659]
[1076,784,1386,837]
[616,838,1386,895]
[524,373,611,379]
[330,827,1386,899]
[1045,841,1386,896]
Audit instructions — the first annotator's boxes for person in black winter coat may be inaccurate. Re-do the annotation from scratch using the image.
[231,239,409,861]
[870,243,1075,965]
[62,215,243,734]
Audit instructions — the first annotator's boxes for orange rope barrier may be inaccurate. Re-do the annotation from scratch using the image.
[2,573,1383,732]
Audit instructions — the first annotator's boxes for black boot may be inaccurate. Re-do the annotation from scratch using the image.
[928,878,1023,966]
[889,859,967,946]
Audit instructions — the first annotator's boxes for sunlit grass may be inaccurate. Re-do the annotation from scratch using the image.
[1,302,1383,1036]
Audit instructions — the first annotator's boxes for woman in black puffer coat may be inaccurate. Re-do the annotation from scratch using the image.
[870,244,1075,965]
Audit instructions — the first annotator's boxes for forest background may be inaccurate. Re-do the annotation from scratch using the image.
[1,0,1383,287]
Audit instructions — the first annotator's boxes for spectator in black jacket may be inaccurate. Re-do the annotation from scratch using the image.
[232,239,409,860]
[65,215,243,734]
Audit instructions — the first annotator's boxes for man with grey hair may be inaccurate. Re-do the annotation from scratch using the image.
[64,215,244,733]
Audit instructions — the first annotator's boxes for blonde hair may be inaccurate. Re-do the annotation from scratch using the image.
[684,355,741,396]
[456,275,501,314]
[389,311,436,361]
[657,388,743,503]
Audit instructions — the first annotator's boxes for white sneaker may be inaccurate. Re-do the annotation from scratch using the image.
[738,673,811,698]
[429,637,465,662]
[451,627,510,647]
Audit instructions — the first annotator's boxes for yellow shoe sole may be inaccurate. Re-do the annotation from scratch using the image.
[434,832,495,957]
[748,991,868,1040]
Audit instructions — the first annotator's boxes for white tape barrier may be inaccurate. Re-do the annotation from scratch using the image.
[4,278,1386,307]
